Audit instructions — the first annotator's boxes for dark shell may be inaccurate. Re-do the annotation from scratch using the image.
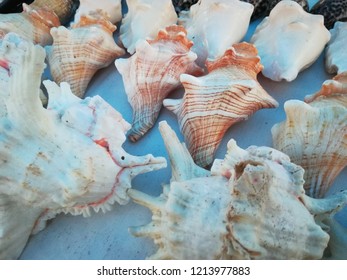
[310,0,347,29]
[172,0,198,14]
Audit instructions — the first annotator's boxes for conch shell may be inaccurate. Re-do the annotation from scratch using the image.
[250,0,330,81]
[0,38,166,259]
[73,0,122,25]
[119,0,178,54]
[46,11,125,98]
[30,0,80,25]
[115,25,203,142]
[128,121,347,259]
[272,73,347,198]
[310,0,347,29]
[179,0,254,66]
[0,3,60,46]
[325,21,347,75]
[164,42,278,168]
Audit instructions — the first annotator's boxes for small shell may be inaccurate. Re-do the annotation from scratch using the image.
[325,21,347,75]
[73,0,122,25]
[119,0,178,54]
[0,39,166,259]
[0,3,60,46]
[46,11,125,98]
[310,0,347,29]
[272,73,347,198]
[128,121,347,260]
[164,42,278,167]
[30,0,80,25]
[179,0,254,66]
[250,0,330,81]
[115,25,203,142]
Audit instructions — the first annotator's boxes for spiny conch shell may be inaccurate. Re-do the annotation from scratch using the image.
[119,0,178,54]
[310,0,347,29]
[250,0,330,82]
[325,21,347,75]
[46,11,125,98]
[272,73,347,199]
[0,39,166,259]
[30,0,80,25]
[127,121,347,260]
[0,3,60,46]
[115,25,203,142]
[73,0,122,25]
[163,42,278,168]
[178,0,254,66]
[241,0,309,20]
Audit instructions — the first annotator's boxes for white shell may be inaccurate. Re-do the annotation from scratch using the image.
[0,39,166,259]
[250,0,330,81]
[119,0,178,54]
[179,0,253,66]
[128,121,347,260]
[73,0,122,24]
[326,21,347,75]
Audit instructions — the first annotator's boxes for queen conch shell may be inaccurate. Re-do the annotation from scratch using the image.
[0,3,60,46]
[46,11,125,98]
[310,0,347,29]
[325,21,347,75]
[179,0,254,66]
[119,0,178,54]
[0,38,166,259]
[127,121,347,260]
[115,25,203,142]
[250,0,330,82]
[73,0,122,25]
[164,42,278,168]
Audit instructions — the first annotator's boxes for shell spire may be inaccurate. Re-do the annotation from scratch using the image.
[115,25,203,142]
[164,42,278,167]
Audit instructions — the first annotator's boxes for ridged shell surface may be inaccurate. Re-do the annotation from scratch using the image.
[128,121,347,260]
[164,42,278,167]
[272,73,347,198]
[0,4,60,46]
[310,0,347,29]
[250,0,330,81]
[179,0,254,66]
[115,25,203,142]
[119,0,178,54]
[326,21,347,74]
[46,11,125,98]
[0,39,166,259]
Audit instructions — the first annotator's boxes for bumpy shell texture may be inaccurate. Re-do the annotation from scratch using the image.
[46,11,125,98]
[115,25,203,142]
[310,0,347,29]
[0,38,166,259]
[164,42,278,168]
[179,0,254,66]
[272,73,347,198]
[0,3,60,46]
[250,0,330,81]
[326,21,347,75]
[119,0,178,54]
[128,121,347,260]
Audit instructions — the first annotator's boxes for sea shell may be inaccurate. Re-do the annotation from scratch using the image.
[128,121,347,260]
[272,73,347,198]
[310,0,347,29]
[73,0,122,25]
[325,21,347,75]
[250,0,330,82]
[119,0,178,54]
[30,0,80,25]
[164,42,278,168]
[242,0,309,19]
[0,39,166,259]
[179,0,254,66]
[46,11,125,98]
[0,3,60,46]
[115,25,203,142]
